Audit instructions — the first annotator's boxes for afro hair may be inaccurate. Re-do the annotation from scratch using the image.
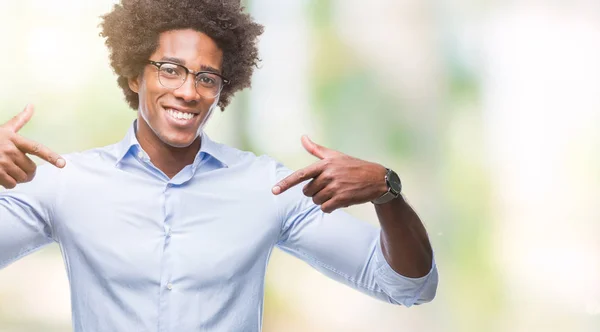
[100,0,264,110]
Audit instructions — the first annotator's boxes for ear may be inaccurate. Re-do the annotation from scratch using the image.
[128,75,141,93]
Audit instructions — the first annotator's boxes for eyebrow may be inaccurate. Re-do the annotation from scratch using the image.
[159,56,221,74]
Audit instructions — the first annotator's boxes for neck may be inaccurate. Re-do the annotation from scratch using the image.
[135,119,201,179]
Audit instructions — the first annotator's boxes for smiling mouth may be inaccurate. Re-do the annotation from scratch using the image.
[165,108,199,121]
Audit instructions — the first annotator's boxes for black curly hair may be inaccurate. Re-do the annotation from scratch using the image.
[99,0,263,111]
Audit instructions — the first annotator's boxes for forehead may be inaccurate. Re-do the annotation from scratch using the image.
[153,29,223,70]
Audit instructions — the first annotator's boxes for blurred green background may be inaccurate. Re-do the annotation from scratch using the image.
[1,0,599,331]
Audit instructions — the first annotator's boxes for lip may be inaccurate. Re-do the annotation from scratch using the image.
[162,105,200,114]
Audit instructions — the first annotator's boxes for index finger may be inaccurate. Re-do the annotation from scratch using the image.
[272,162,324,195]
[11,135,66,168]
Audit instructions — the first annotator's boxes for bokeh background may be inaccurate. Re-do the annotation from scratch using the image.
[1,0,599,331]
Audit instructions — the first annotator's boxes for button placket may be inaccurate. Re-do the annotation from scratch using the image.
[158,182,175,329]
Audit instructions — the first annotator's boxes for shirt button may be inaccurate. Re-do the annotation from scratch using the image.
[167,229,172,237]
[167,283,173,290]
[137,151,144,159]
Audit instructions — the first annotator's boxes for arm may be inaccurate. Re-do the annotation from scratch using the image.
[0,173,56,269]
[375,195,433,278]
[273,139,438,306]
[0,105,66,268]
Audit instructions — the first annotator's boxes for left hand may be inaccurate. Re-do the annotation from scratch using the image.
[272,135,389,213]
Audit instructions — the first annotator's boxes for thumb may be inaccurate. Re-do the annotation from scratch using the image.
[3,104,34,133]
[301,135,333,160]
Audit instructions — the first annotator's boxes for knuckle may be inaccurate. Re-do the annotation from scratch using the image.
[26,167,37,182]
[32,143,41,154]
[339,194,351,205]
[0,142,11,154]
[2,178,16,189]
[15,173,28,183]
[0,155,9,167]
[329,182,341,193]
[4,145,20,157]
[302,186,312,196]
[0,128,13,139]
[323,169,335,181]
[297,171,306,181]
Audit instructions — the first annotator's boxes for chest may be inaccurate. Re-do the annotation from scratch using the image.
[53,168,281,286]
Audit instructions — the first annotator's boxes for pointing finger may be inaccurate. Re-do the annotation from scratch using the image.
[272,162,324,195]
[11,135,66,168]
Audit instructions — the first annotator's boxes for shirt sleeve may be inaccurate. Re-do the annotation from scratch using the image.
[0,164,61,269]
[273,162,438,307]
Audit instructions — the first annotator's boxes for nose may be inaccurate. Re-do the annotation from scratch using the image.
[172,74,200,103]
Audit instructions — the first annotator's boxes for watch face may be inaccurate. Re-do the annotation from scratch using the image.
[387,170,402,193]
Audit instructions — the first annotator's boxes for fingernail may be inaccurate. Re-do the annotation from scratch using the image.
[56,158,66,168]
[272,186,281,195]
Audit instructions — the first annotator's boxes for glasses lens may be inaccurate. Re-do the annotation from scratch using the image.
[195,73,223,98]
[157,63,185,89]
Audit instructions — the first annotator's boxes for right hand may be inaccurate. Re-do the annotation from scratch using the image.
[0,105,65,189]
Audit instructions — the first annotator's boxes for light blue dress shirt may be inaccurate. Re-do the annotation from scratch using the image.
[0,122,437,331]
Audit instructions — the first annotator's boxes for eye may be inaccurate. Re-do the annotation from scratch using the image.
[196,73,219,87]
[159,64,183,77]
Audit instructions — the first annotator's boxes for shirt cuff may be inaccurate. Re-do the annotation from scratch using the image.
[373,236,438,306]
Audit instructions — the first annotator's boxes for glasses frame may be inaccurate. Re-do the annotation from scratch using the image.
[147,60,230,97]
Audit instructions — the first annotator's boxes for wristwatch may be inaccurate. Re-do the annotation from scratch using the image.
[372,168,402,205]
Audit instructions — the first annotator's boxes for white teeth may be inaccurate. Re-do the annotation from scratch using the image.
[167,109,195,120]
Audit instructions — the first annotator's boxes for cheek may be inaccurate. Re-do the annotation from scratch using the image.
[138,79,163,112]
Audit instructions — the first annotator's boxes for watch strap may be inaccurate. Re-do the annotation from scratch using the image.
[372,191,398,205]
[372,168,401,205]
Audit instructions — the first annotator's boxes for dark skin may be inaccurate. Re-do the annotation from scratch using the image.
[0,29,432,279]
[0,105,66,189]
[128,29,223,178]
[135,120,201,179]
[130,29,433,278]
[272,136,433,278]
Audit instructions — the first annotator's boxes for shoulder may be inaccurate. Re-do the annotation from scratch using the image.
[61,143,122,167]
[39,142,125,181]
[208,140,284,173]
[206,141,298,195]
[15,144,121,193]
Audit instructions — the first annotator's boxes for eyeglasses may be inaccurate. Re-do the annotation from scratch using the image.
[147,60,230,98]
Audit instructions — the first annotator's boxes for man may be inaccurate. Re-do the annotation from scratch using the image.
[0,0,437,331]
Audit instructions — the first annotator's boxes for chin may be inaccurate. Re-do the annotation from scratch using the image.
[156,129,199,148]
[162,136,197,148]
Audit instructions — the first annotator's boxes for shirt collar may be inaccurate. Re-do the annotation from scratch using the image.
[114,120,230,168]
[114,122,138,165]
